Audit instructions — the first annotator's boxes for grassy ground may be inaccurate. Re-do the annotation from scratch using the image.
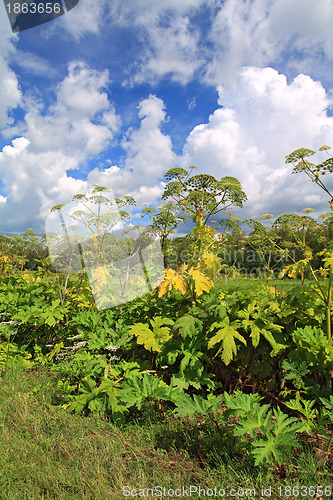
[1,362,332,500]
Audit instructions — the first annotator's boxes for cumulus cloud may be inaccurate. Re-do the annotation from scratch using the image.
[182,67,333,218]
[204,0,333,86]
[88,94,176,206]
[0,3,21,129]
[119,0,333,87]
[32,0,333,87]
[0,62,120,233]
[128,15,202,86]
[19,61,120,157]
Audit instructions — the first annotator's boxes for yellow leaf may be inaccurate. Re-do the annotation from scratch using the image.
[91,266,110,293]
[201,251,221,278]
[22,273,33,283]
[188,267,213,296]
[158,268,187,297]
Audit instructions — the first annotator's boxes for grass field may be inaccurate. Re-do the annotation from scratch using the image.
[1,363,332,500]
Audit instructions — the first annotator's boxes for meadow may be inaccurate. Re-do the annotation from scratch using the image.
[1,149,333,499]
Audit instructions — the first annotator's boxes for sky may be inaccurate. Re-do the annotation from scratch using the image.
[0,0,333,237]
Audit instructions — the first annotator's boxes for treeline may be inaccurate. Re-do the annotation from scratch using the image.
[0,209,332,279]
[165,211,333,277]
[0,229,48,276]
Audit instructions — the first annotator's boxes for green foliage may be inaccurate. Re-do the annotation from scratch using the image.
[250,408,301,466]
[129,316,174,352]
[291,325,333,373]
[224,392,303,466]
[208,319,247,365]
[122,373,178,410]
[2,159,333,473]
[236,297,285,355]
[280,359,310,395]
[284,397,318,433]
[173,314,203,339]
[174,393,224,419]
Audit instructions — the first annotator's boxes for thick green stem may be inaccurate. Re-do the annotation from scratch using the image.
[327,268,332,341]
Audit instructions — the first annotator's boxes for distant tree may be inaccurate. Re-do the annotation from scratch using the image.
[140,201,186,265]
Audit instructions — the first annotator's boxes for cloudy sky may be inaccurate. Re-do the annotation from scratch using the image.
[0,0,333,236]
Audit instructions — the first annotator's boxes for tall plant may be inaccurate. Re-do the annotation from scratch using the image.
[50,185,136,305]
[285,146,333,340]
[161,166,247,261]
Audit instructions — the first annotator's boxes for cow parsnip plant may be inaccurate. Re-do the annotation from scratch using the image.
[284,146,333,340]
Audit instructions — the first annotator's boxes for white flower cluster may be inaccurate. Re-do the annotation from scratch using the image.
[108,355,120,362]
[105,344,120,352]
[64,341,87,351]
[66,334,83,341]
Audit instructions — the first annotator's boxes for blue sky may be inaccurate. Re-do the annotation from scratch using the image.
[0,0,333,236]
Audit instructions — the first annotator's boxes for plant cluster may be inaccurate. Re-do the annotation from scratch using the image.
[0,146,332,473]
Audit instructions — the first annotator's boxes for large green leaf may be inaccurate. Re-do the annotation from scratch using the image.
[129,316,174,352]
[208,321,246,365]
[173,315,203,339]
[174,393,224,419]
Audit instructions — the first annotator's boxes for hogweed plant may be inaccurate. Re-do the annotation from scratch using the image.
[285,146,333,341]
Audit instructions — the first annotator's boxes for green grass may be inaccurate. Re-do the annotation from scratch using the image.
[1,362,332,500]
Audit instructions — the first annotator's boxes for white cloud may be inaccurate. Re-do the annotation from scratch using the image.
[270,0,333,58]
[88,94,176,205]
[188,97,197,111]
[123,95,176,178]
[0,3,21,129]
[32,0,333,88]
[129,15,201,85]
[110,0,206,24]
[53,0,204,85]
[10,50,59,78]
[125,0,333,87]
[204,0,333,86]
[19,62,119,158]
[0,62,120,233]
[0,57,21,128]
[109,0,331,87]
[182,67,333,218]
[51,0,108,39]
[205,0,277,85]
